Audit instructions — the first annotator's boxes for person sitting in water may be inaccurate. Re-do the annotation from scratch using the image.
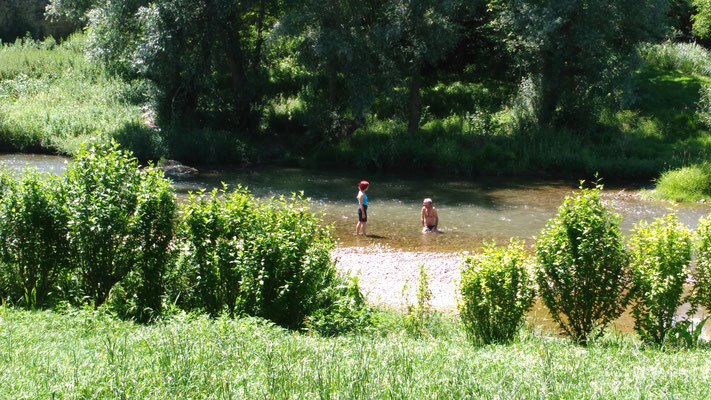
[421,198,439,233]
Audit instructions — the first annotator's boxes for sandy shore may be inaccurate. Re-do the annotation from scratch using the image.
[333,245,467,311]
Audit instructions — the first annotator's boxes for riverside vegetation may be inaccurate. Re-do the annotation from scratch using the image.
[2,145,711,397]
[4,1,711,201]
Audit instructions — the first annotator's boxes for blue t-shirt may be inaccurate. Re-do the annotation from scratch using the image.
[359,191,368,206]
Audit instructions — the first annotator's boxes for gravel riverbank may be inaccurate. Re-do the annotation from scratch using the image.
[333,245,466,311]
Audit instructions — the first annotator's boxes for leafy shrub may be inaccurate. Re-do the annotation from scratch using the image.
[0,170,69,307]
[105,166,176,322]
[691,214,711,317]
[174,186,338,329]
[402,264,435,338]
[64,141,176,317]
[459,240,535,345]
[535,181,631,344]
[305,275,373,336]
[628,214,693,345]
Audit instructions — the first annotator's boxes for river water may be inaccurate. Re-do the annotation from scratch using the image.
[2,153,711,251]
[2,154,710,337]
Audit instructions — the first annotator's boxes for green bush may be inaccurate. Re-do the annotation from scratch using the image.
[535,181,631,344]
[305,275,373,336]
[105,165,176,322]
[691,214,711,316]
[174,186,338,329]
[459,240,536,345]
[652,164,711,202]
[64,141,176,315]
[402,264,436,338]
[628,214,693,345]
[0,170,69,307]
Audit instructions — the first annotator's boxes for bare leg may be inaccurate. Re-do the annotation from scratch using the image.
[362,222,367,237]
[356,221,362,235]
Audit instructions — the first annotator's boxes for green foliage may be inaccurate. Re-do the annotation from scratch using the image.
[131,0,279,132]
[46,0,100,24]
[0,34,158,157]
[85,0,150,75]
[664,316,710,348]
[459,240,535,345]
[175,186,338,329]
[402,264,436,337]
[640,42,711,77]
[0,170,69,307]
[535,181,631,344]
[628,214,693,345]
[651,164,711,202]
[692,0,711,39]
[690,214,711,318]
[106,163,176,322]
[696,82,711,129]
[64,141,176,314]
[305,275,373,336]
[498,0,669,128]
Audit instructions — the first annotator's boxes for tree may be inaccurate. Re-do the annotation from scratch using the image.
[382,0,461,134]
[132,0,281,130]
[494,0,668,128]
[278,0,387,133]
[693,0,711,39]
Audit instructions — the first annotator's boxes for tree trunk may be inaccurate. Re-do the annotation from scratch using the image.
[407,61,422,135]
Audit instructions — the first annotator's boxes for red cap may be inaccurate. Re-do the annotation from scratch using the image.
[359,180,369,190]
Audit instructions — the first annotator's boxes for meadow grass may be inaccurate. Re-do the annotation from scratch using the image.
[0,34,159,158]
[1,306,710,399]
[644,163,711,202]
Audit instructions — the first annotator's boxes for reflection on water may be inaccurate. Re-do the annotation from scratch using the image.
[2,154,711,252]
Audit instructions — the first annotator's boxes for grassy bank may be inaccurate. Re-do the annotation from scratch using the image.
[1,306,710,399]
[0,34,161,160]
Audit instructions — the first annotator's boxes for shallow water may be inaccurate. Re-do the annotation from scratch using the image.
[173,167,711,252]
[2,154,711,252]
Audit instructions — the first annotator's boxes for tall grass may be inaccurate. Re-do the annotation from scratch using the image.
[641,42,711,77]
[1,306,710,399]
[0,34,159,158]
[647,163,711,202]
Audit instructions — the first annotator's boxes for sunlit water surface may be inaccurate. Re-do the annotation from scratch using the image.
[2,154,710,252]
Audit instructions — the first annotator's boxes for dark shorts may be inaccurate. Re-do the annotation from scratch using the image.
[427,225,436,231]
[358,205,368,222]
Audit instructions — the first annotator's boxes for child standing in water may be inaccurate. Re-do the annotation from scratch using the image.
[356,180,369,236]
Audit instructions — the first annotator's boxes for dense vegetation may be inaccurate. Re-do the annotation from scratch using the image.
[3,0,711,189]
[0,144,365,331]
